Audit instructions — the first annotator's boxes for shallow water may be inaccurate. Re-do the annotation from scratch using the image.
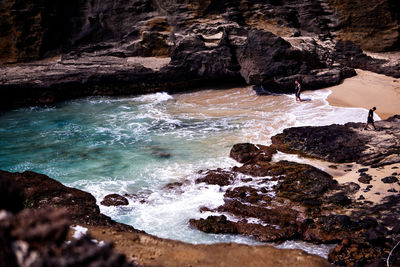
[0,87,371,258]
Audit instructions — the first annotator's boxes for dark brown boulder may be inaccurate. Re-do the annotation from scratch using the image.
[101,194,129,206]
[381,176,399,183]
[189,215,238,234]
[195,169,235,186]
[0,170,137,232]
[358,173,373,184]
[230,143,277,163]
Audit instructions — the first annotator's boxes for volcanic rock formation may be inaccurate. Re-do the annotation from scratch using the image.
[187,115,400,266]
[0,169,333,266]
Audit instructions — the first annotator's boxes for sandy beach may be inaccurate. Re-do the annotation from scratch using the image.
[325,69,400,204]
[327,69,400,120]
[274,152,400,204]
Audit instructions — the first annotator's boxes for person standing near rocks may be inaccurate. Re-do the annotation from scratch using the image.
[364,107,376,130]
[295,80,302,102]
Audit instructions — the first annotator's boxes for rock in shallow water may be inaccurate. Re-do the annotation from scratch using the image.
[101,194,129,206]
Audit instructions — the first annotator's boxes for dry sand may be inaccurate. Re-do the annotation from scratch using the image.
[332,163,400,203]
[273,153,400,204]
[327,69,400,120]
[325,68,400,204]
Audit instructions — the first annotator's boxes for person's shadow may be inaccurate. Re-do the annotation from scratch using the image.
[300,98,312,102]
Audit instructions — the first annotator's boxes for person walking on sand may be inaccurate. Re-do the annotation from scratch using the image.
[295,80,302,102]
[364,107,376,130]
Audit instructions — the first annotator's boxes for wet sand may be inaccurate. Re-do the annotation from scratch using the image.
[327,69,400,119]
[77,225,331,267]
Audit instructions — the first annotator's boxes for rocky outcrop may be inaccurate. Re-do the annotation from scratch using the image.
[0,170,334,266]
[272,115,400,167]
[334,40,400,78]
[0,172,136,267]
[187,115,400,266]
[189,153,400,265]
[0,170,137,231]
[230,143,277,163]
[101,194,129,206]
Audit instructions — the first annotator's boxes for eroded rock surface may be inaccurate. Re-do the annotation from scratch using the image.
[0,170,136,231]
[1,0,399,110]
[272,115,400,167]
[0,173,136,267]
[0,170,333,266]
[101,194,129,206]
[188,116,400,266]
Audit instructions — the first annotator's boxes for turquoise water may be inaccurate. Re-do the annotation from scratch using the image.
[0,87,369,257]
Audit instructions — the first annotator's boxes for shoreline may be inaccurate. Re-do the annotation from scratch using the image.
[327,69,400,120]
[2,114,400,266]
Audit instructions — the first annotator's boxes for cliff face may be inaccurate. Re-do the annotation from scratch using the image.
[1,0,398,64]
[0,0,157,63]
[329,0,400,52]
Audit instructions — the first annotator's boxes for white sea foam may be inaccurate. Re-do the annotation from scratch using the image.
[275,240,336,259]
[1,86,374,259]
[133,92,173,104]
[71,225,88,239]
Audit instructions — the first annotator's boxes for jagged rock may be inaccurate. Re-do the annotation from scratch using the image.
[196,169,235,186]
[381,176,399,183]
[328,238,383,266]
[225,186,265,204]
[358,173,373,184]
[334,40,400,78]
[0,170,137,232]
[0,169,335,266]
[271,124,368,163]
[230,143,276,163]
[189,215,238,234]
[271,115,400,167]
[247,160,337,203]
[101,194,129,206]
[191,126,400,265]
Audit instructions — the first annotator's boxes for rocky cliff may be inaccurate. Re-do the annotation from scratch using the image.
[0,0,399,110]
[1,0,399,63]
